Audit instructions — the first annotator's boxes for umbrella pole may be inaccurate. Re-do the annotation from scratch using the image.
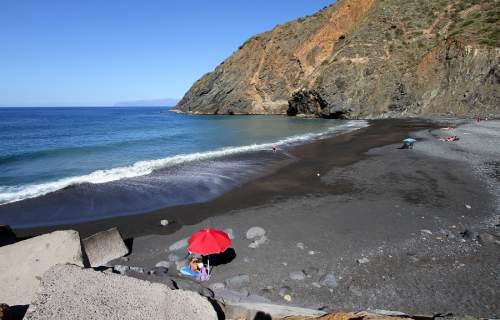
[208,257,210,276]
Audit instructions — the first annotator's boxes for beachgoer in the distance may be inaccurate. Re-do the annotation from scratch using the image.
[272,145,277,153]
[189,257,200,273]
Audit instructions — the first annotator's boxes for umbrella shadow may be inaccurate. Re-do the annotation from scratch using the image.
[205,248,236,267]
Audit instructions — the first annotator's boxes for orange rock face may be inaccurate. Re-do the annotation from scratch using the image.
[174,0,499,118]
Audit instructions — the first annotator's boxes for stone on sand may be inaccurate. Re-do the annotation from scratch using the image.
[248,235,268,249]
[82,227,129,267]
[225,274,250,289]
[24,264,217,320]
[160,219,169,226]
[155,260,170,268]
[169,238,189,252]
[0,230,84,306]
[246,227,266,240]
[319,273,338,288]
[289,271,306,281]
[278,286,292,297]
[224,228,235,240]
[129,266,144,273]
[113,265,130,275]
[357,257,370,264]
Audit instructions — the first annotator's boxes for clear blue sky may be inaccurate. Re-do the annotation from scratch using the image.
[0,1,333,106]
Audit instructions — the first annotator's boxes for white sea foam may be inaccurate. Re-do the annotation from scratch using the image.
[0,120,368,205]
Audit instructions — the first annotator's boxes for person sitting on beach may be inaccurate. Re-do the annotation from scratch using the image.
[189,257,200,273]
[180,256,202,279]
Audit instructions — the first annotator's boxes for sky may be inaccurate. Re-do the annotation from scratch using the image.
[0,1,333,106]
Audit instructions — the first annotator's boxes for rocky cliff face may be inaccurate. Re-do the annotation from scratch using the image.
[174,0,500,118]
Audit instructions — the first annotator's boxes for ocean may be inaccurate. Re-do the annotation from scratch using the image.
[0,107,367,228]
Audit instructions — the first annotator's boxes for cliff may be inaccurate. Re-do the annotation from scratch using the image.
[174,0,500,118]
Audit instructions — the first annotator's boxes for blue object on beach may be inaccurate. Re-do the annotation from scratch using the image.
[403,138,416,143]
[180,266,199,278]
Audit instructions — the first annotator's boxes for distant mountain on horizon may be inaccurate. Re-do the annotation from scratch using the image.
[114,98,179,107]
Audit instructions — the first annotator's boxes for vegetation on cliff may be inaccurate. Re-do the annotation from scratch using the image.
[174,0,500,118]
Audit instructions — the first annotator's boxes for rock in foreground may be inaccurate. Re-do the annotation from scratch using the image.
[0,230,83,305]
[24,264,217,320]
[82,227,129,267]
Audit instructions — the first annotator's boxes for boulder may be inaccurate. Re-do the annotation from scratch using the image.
[246,227,266,240]
[82,227,129,268]
[0,230,84,305]
[0,225,16,247]
[24,264,217,320]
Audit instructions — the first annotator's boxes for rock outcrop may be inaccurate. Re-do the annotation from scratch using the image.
[24,264,217,320]
[174,0,499,118]
[0,230,84,306]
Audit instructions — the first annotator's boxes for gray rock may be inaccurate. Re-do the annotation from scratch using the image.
[24,264,217,320]
[246,227,266,240]
[311,282,322,288]
[319,273,338,288]
[357,257,370,264]
[224,228,235,240]
[225,274,250,289]
[169,238,189,252]
[296,242,305,250]
[129,266,145,274]
[0,230,84,306]
[160,219,169,226]
[248,235,268,249]
[155,261,170,268]
[278,286,292,297]
[82,227,129,268]
[289,271,306,281]
[113,265,130,275]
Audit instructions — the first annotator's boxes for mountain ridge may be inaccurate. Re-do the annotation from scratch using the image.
[174,0,499,118]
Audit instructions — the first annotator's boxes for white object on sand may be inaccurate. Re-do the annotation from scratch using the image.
[246,226,266,240]
[160,219,169,226]
[465,204,472,209]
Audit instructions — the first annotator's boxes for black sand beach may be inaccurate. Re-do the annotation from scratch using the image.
[13,119,500,317]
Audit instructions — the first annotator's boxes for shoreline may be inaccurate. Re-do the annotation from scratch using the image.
[15,118,437,239]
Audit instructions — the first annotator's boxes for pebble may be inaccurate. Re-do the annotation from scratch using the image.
[278,286,292,297]
[312,282,322,288]
[129,266,144,273]
[160,219,169,226]
[319,273,338,288]
[246,226,266,240]
[465,204,472,209]
[283,294,292,302]
[155,261,170,268]
[357,257,370,264]
[420,229,433,235]
[308,250,315,255]
[296,242,305,250]
[249,235,268,249]
[289,271,306,281]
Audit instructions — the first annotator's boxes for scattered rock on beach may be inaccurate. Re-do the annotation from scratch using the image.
[357,257,370,264]
[149,266,168,276]
[169,238,188,252]
[248,235,268,248]
[129,266,145,274]
[465,204,472,209]
[160,219,169,226]
[113,265,130,274]
[420,229,433,235]
[246,227,266,240]
[278,286,292,297]
[155,261,170,268]
[296,242,305,250]
[289,271,306,281]
[319,273,338,288]
[225,274,250,289]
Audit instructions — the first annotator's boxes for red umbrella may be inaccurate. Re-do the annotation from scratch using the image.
[188,228,231,255]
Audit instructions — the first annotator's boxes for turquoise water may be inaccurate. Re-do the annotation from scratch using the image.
[0,107,366,227]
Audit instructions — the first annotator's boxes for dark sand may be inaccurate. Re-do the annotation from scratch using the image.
[14,119,500,317]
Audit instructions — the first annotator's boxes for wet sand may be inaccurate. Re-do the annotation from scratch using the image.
[15,119,437,239]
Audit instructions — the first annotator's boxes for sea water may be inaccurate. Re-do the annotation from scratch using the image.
[0,107,367,227]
